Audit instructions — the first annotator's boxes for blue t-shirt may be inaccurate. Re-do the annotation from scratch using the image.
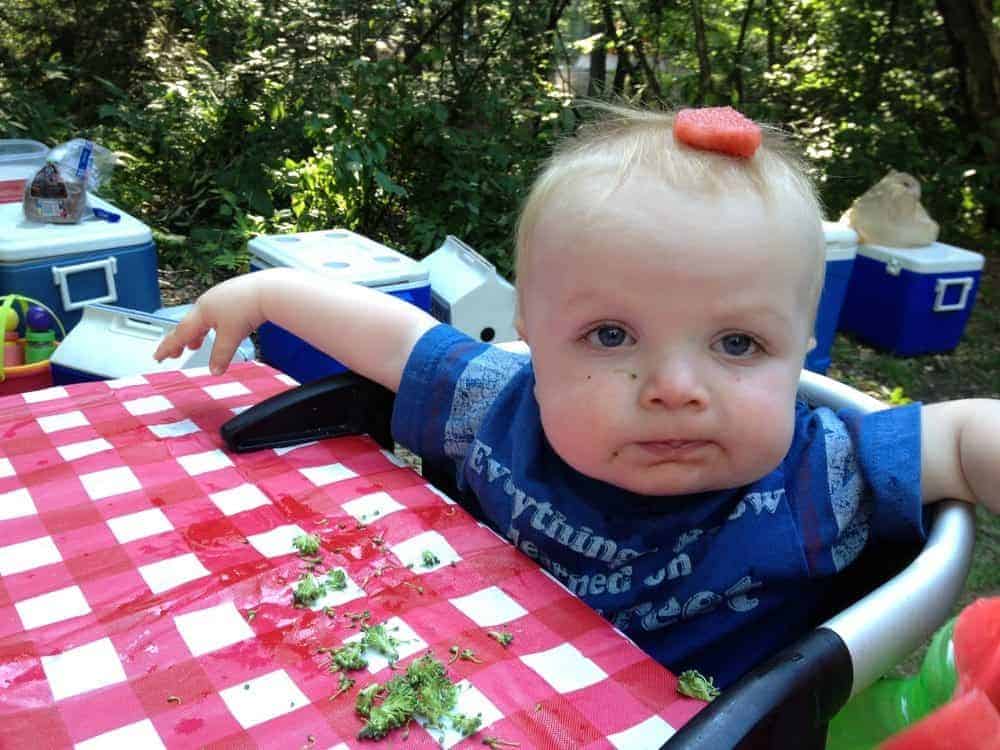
[392,325,925,687]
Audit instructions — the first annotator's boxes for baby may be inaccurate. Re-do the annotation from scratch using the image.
[155,104,1000,688]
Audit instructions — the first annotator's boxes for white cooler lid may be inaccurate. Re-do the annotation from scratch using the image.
[822,221,858,261]
[0,194,152,262]
[858,241,985,273]
[248,229,427,288]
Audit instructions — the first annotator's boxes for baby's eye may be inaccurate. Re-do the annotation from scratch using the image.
[715,333,760,358]
[585,324,635,348]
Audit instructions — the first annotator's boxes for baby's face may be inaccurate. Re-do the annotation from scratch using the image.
[516,174,820,496]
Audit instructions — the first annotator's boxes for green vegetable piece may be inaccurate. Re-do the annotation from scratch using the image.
[676,669,721,702]
[451,712,482,737]
[361,623,400,662]
[355,682,382,718]
[331,641,368,671]
[293,573,325,606]
[293,533,321,557]
[421,550,440,567]
[487,629,513,647]
[326,568,348,591]
[358,678,417,739]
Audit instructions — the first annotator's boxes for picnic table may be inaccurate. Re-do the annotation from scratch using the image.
[0,362,705,749]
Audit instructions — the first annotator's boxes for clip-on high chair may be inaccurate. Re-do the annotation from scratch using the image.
[220,366,975,749]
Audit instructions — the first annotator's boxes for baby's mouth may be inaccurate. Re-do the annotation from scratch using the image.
[633,440,711,459]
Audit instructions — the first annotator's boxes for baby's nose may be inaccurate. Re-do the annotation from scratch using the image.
[638,357,709,411]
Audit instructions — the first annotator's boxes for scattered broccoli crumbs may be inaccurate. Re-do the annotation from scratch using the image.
[486,630,513,647]
[676,669,721,702]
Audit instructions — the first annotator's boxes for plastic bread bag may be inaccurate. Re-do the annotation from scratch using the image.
[22,139,116,224]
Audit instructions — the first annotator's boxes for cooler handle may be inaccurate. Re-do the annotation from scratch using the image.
[933,276,973,312]
[51,257,119,311]
[108,314,172,341]
[448,235,496,273]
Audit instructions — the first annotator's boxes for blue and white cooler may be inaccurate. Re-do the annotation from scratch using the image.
[0,194,161,332]
[248,229,431,383]
[806,222,858,374]
[839,241,984,356]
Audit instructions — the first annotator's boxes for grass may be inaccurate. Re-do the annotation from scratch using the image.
[825,239,999,673]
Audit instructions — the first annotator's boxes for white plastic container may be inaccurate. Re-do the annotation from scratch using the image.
[807,222,859,373]
[419,235,517,344]
[0,140,48,204]
[50,304,250,384]
[248,228,431,383]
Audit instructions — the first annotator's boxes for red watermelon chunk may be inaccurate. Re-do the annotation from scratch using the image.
[953,595,1000,708]
[673,106,762,158]
[877,689,1000,750]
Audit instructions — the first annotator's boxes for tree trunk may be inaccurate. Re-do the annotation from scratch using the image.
[729,0,756,106]
[689,0,712,103]
[588,19,607,97]
[935,0,1000,230]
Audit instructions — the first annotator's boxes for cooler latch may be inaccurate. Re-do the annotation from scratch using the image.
[933,276,973,312]
[51,257,119,311]
[885,257,902,276]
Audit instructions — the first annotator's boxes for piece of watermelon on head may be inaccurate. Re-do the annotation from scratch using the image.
[673,106,762,158]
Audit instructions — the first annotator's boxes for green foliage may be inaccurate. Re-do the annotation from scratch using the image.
[1,0,996,280]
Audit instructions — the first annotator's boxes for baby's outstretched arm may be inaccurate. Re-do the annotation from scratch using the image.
[921,399,1000,514]
[153,268,438,391]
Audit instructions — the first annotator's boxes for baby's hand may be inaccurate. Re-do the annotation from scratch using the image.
[153,275,263,376]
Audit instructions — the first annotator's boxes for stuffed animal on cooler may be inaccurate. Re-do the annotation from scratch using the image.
[840,170,940,248]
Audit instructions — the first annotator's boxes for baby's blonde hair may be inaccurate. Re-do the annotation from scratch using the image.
[515,102,827,316]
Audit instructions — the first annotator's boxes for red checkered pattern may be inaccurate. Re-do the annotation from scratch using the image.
[0,362,704,749]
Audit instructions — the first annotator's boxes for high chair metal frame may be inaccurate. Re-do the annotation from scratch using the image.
[221,366,976,749]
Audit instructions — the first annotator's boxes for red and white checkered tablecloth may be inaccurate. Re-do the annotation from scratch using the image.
[0,362,705,749]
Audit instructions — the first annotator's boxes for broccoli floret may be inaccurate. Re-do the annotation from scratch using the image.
[330,641,368,671]
[292,533,321,556]
[450,712,482,737]
[357,678,417,739]
[676,669,720,702]
[421,550,440,567]
[293,573,325,606]
[326,568,348,591]
[361,623,400,662]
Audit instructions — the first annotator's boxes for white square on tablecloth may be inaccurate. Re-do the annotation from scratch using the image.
[79,466,142,501]
[341,491,404,522]
[0,535,62,575]
[520,643,608,694]
[380,449,408,468]
[15,584,92,630]
[177,449,233,476]
[42,637,127,701]
[275,373,298,386]
[180,366,210,378]
[343,616,427,673]
[75,718,166,750]
[219,669,309,728]
[0,457,13,478]
[423,483,456,505]
[273,441,316,456]
[390,531,461,574]
[58,438,113,461]
[203,382,251,400]
[123,395,173,416]
[209,484,271,516]
[106,508,173,544]
[0,487,36,520]
[608,715,676,749]
[449,586,528,627]
[38,410,89,434]
[148,418,200,438]
[246,524,308,558]
[138,553,210,594]
[105,375,148,389]
[299,462,358,487]
[174,600,254,656]
[419,680,504,749]
[22,386,68,403]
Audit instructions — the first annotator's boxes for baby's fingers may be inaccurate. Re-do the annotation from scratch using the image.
[154,316,209,362]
